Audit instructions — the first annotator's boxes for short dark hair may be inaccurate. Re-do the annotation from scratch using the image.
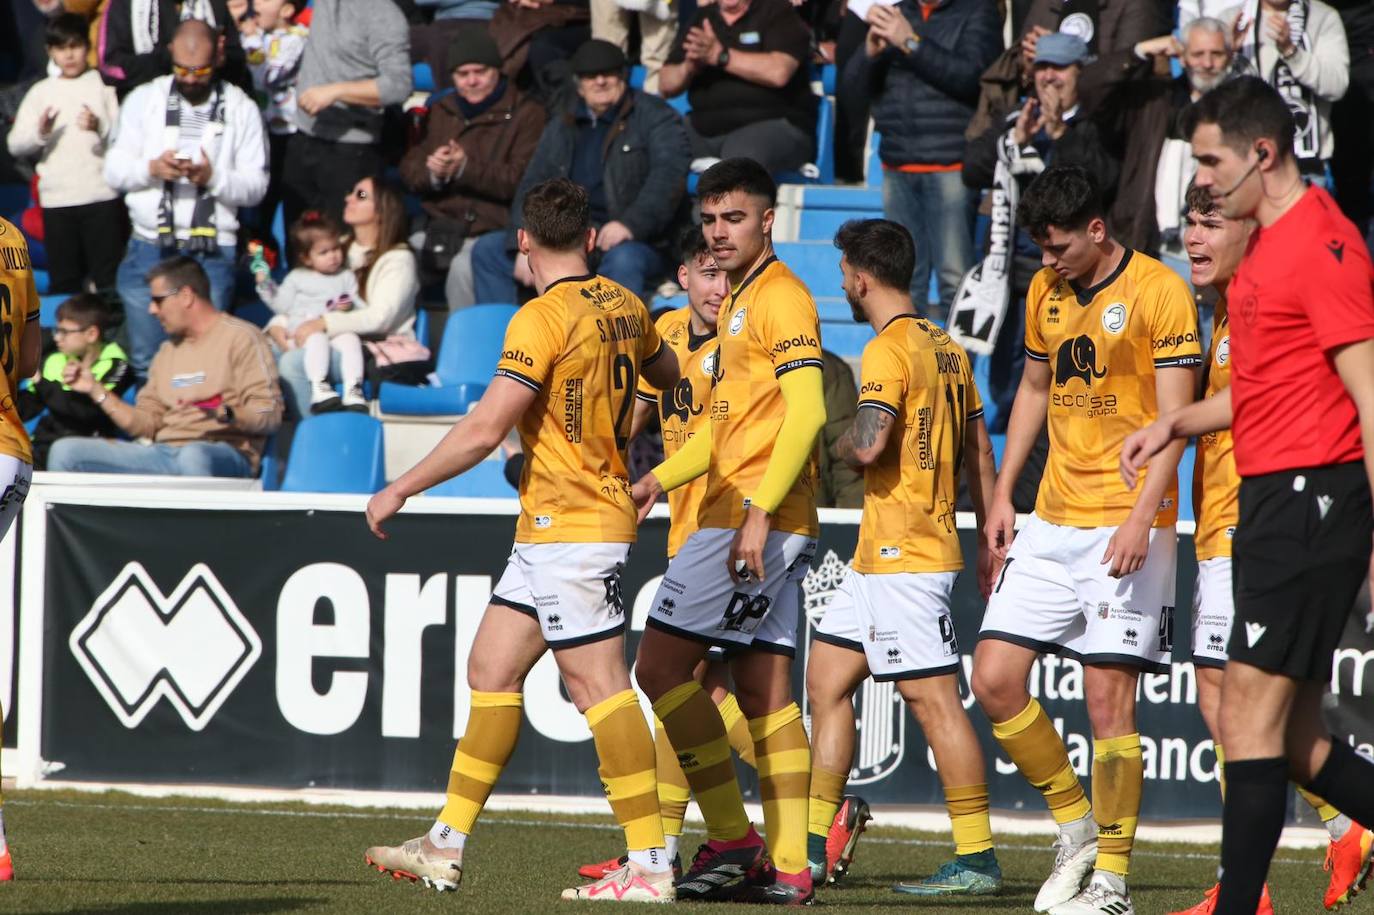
[1180,75,1295,160]
[677,225,711,268]
[55,293,114,334]
[1017,165,1107,240]
[833,219,915,292]
[46,12,90,48]
[146,255,211,302]
[522,178,590,251]
[696,157,777,208]
[1184,182,1219,218]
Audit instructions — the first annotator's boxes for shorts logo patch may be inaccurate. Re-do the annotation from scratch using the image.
[657,597,676,617]
[867,625,876,642]
[886,647,901,664]
[1245,622,1267,647]
[718,592,771,633]
[879,546,901,559]
[604,566,625,617]
[1158,606,1175,652]
[1208,633,1226,649]
[1097,602,1110,620]
[546,614,564,633]
[939,614,958,657]
[1122,628,1139,647]
[534,515,553,529]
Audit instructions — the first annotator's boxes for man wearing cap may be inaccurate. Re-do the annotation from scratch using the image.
[961,30,1120,429]
[658,0,817,174]
[469,39,690,304]
[401,30,546,311]
[847,0,1001,321]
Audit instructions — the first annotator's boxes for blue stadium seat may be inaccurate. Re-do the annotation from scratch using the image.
[28,239,47,269]
[814,297,850,323]
[773,241,842,298]
[667,93,692,116]
[280,412,387,493]
[819,321,873,358]
[415,307,431,350]
[413,61,435,94]
[425,460,516,498]
[821,63,836,95]
[799,208,865,239]
[233,299,273,328]
[33,269,49,295]
[867,134,883,188]
[259,432,281,491]
[39,293,64,326]
[378,302,519,415]
[0,184,29,224]
[629,65,647,90]
[776,96,835,186]
[1176,443,1196,523]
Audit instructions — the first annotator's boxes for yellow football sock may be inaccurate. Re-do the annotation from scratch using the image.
[587,690,665,852]
[1297,786,1342,823]
[1092,734,1143,877]
[717,692,757,769]
[751,703,811,875]
[653,681,751,843]
[1215,743,1226,800]
[945,783,994,855]
[990,699,1091,825]
[654,717,690,838]
[438,691,523,833]
[808,765,847,840]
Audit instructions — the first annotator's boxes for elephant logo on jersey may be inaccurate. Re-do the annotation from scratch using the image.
[1054,336,1108,387]
[660,378,704,425]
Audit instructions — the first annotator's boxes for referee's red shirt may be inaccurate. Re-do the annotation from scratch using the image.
[1228,186,1374,477]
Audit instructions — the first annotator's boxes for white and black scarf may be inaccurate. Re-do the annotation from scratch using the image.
[1238,0,1320,168]
[158,83,225,254]
[130,0,220,56]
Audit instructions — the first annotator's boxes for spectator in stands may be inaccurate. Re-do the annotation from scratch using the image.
[99,0,251,96]
[276,177,421,420]
[7,13,125,297]
[591,0,675,94]
[487,0,591,107]
[18,293,134,470]
[401,30,545,311]
[1230,0,1349,183]
[47,257,282,477]
[410,0,502,99]
[280,0,411,230]
[235,0,307,255]
[659,0,818,174]
[847,0,1000,318]
[963,32,1118,430]
[469,39,689,303]
[104,19,268,381]
[1331,0,1374,240]
[818,349,863,508]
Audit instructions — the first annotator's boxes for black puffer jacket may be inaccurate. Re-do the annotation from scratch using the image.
[845,0,1003,168]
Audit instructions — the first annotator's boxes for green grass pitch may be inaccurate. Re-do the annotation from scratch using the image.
[0,789,1346,913]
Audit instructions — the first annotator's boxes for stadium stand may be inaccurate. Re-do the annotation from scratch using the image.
[424,459,516,498]
[377,303,518,416]
[280,412,387,494]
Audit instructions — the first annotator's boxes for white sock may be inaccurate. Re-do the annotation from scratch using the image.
[664,833,679,861]
[1328,813,1353,841]
[627,847,672,873]
[428,819,466,851]
[1094,869,1127,895]
[1062,811,1097,847]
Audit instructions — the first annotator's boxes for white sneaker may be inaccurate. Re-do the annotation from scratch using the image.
[561,861,675,903]
[365,835,462,892]
[1035,831,1097,911]
[309,379,341,414]
[1049,871,1133,915]
[342,382,368,413]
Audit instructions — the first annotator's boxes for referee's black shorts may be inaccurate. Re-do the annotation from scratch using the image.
[1231,461,1372,681]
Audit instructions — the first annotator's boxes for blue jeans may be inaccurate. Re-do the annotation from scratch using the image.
[471,229,668,302]
[117,238,237,379]
[277,345,343,422]
[882,169,977,314]
[47,438,254,477]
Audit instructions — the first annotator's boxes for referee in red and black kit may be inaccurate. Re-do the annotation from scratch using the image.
[1121,75,1374,914]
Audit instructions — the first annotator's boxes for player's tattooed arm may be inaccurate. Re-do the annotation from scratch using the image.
[836,405,893,470]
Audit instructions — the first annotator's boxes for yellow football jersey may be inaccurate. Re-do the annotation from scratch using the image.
[853,315,982,574]
[1193,301,1236,561]
[0,219,36,466]
[1024,249,1201,528]
[698,257,821,537]
[636,306,717,557]
[494,274,664,544]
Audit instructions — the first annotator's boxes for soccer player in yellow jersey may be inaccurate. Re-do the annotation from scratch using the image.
[969,165,1201,915]
[805,220,1002,896]
[363,179,681,902]
[1166,187,1369,915]
[0,217,43,883]
[577,227,760,880]
[631,158,826,905]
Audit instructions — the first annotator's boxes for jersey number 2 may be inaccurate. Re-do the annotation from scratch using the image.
[612,353,634,449]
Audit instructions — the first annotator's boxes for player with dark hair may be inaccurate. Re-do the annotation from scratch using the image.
[631,157,827,904]
[363,177,682,902]
[971,164,1201,915]
[1124,75,1374,915]
[805,218,1003,896]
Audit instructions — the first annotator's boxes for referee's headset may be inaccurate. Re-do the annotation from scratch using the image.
[1219,146,1268,198]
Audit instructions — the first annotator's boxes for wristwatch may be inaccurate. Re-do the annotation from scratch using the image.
[902,36,920,55]
[717,48,730,67]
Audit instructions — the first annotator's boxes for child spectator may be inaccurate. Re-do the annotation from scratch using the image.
[6,14,125,296]
[19,293,134,470]
[238,0,308,250]
[257,211,368,414]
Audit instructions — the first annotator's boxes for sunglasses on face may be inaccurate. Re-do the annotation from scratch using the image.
[350,188,371,200]
[172,63,214,78]
[150,286,185,305]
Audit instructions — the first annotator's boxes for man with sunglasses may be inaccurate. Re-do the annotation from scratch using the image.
[105,18,268,381]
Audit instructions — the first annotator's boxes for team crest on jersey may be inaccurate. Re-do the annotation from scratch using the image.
[1060,11,1095,43]
[1102,303,1128,334]
[801,550,906,785]
[579,282,624,312]
[1216,336,1230,366]
[534,515,553,529]
[701,349,717,378]
[728,307,747,335]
